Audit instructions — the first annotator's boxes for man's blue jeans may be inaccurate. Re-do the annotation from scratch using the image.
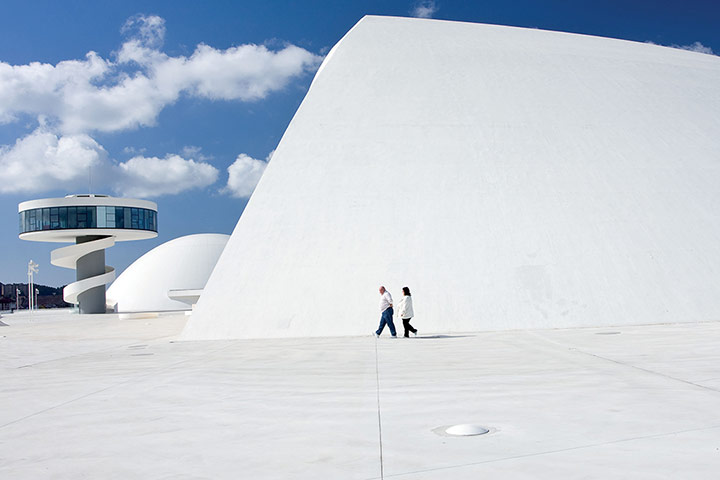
[376,307,396,336]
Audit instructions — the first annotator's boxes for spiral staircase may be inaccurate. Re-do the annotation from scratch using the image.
[51,237,116,310]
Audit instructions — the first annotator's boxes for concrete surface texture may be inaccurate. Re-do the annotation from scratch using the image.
[106,234,229,312]
[2,310,720,478]
[186,16,720,340]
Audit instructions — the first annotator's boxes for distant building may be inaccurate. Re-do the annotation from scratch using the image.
[2,283,26,297]
[0,296,13,311]
[0,282,16,297]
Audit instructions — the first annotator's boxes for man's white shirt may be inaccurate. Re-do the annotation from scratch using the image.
[379,291,393,311]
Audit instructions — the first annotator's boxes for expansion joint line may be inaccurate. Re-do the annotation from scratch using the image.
[374,336,385,480]
[0,339,243,431]
[580,349,720,394]
[524,330,720,394]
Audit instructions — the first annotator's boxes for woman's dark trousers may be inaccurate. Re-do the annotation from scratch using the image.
[403,318,417,337]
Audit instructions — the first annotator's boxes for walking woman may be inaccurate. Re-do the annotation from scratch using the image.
[398,286,417,337]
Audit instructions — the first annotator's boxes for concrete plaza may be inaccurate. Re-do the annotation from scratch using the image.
[1,310,719,478]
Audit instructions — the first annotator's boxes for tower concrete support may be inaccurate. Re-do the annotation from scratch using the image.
[75,236,110,314]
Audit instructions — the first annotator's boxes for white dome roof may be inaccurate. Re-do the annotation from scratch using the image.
[107,233,229,312]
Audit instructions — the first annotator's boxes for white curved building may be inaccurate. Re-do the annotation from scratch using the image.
[107,234,229,313]
[183,16,720,340]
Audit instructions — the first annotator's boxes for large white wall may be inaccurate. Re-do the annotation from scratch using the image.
[108,234,229,312]
[183,16,720,340]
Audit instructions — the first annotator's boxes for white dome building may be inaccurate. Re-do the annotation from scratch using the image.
[107,234,229,313]
[183,16,720,340]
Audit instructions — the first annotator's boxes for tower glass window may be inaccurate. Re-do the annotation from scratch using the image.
[19,206,158,234]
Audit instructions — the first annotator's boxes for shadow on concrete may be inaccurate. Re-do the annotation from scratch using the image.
[414,334,474,339]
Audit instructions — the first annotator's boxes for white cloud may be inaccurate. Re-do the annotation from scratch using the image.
[123,145,146,155]
[121,14,166,49]
[646,40,715,56]
[174,43,323,101]
[0,52,110,127]
[0,129,220,197]
[0,14,321,198]
[0,129,108,194]
[222,151,271,198]
[673,41,714,55]
[0,15,323,134]
[411,1,438,18]
[181,145,212,161]
[115,154,219,197]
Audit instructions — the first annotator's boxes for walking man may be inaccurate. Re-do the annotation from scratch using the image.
[375,285,397,337]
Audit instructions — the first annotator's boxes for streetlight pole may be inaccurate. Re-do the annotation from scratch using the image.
[27,260,39,312]
[27,265,31,311]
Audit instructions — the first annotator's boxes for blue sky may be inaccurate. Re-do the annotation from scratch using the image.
[2,0,719,286]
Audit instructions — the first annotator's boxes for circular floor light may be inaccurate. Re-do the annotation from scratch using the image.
[445,424,489,436]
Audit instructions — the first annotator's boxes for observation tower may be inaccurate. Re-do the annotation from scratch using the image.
[18,195,158,314]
